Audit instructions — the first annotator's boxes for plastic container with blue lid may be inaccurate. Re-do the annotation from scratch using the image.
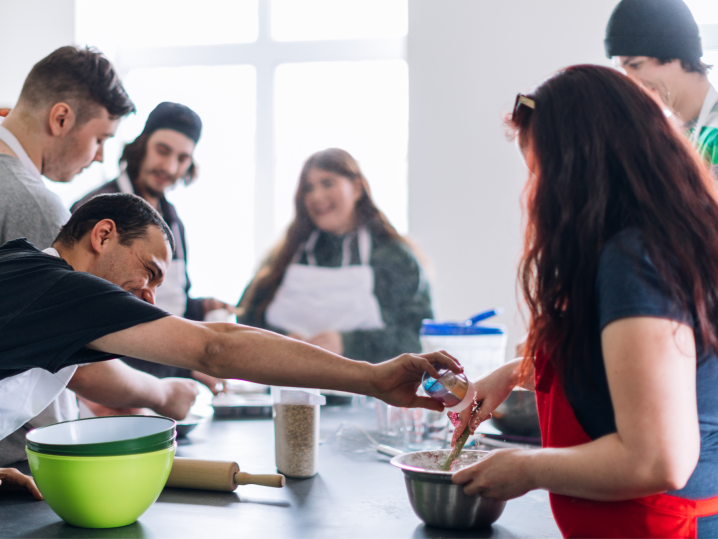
[420,309,508,380]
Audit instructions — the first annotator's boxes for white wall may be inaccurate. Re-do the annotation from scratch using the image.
[0,0,75,107]
[407,0,617,358]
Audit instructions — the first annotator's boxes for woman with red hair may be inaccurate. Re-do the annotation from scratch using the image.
[453,65,718,537]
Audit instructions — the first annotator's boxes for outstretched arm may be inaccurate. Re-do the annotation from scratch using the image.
[86,316,461,410]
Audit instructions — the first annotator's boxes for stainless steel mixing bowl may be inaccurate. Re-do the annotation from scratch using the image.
[390,450,506,529]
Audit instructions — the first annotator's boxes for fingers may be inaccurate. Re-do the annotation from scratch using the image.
[420,350,463,375]
[452,464,474,485]
[22,476,43,501]
[409,395,444,412]
[0,469,43,500]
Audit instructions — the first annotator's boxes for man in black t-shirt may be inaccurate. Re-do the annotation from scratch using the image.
[0,46,199,468]
[0,193,459,498]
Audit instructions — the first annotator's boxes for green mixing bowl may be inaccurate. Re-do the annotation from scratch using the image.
[27,444,175,528]
[26,415,176,457]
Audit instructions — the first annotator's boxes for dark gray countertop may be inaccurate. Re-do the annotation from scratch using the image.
[0,401,561,539]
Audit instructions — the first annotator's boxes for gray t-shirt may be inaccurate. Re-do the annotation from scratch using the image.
[0,153,70,464]
[0,154,69,248]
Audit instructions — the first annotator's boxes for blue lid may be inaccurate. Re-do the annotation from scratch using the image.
[420,320,506,336]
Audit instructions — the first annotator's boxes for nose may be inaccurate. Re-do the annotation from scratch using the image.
[306,186,326,204]
[164,155,180,177]
[93,144,104,163]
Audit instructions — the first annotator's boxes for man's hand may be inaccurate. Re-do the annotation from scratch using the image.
[370,351,462,411]
[153,378,199,420]
[192,371,225,395]
[202,298,231,314]
[308,331,343,355]
[0,468,43,500]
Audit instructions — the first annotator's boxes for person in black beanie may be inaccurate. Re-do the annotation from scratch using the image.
[71,102,230,402]
[605,0,718,176]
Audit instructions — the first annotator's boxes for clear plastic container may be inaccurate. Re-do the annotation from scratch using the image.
[272,388,325,478]
[420,318,507,380]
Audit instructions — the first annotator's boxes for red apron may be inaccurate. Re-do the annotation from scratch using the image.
[534,351,718,538]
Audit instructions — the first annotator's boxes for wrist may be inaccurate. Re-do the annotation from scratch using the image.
[521,448,545,492]
[149,378,169,411]
[359,361,380,398]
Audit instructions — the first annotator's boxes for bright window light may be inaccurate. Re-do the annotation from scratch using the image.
[271,0,407,41]
[705,51,718,88]
[122,66,256,304]
[75,0,258,52]
[684,0,718,24]
[274,60,408,236]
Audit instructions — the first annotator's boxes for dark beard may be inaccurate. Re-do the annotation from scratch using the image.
[144,184,165,199]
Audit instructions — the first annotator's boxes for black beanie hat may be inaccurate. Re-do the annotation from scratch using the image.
[141,102,202,143]
[605,0,702,60]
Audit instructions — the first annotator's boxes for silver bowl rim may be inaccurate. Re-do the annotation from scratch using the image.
[389,449,489,477]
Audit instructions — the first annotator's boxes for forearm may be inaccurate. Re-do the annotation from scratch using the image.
[201,324,377,395]
[68,360,166,410]
[524,433,684,501]
[90,319,378,396]
[480,357,528,389]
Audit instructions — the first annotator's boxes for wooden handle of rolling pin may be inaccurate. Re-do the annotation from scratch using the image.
[235,472,285,488]
[165,457,285,491]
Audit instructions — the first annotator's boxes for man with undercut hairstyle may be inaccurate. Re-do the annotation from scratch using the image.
[605,0,718,176]
[0,46,199,469]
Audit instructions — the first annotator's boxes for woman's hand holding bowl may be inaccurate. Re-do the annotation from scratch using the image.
[452,447,535,501]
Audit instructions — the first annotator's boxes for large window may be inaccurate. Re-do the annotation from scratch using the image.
[685,0,718,87]
[57,0,408,304]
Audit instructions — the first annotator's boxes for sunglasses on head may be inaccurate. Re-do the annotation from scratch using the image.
[512,93,536,122]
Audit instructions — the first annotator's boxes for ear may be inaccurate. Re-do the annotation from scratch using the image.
[352,176,365,202]
[48,103,76,136]
[89,219,118,254]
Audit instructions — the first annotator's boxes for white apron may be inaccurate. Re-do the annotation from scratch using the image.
[0,247,78,441]
[689,85,718,146]
[117,171,188,316]
[265,227,385,338]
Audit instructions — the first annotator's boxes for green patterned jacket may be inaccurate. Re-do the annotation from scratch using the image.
[688,85,718,178]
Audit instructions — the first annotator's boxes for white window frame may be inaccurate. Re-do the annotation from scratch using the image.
[108,1,406,262]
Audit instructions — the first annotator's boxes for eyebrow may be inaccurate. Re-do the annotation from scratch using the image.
[147,260,165,281]
[156,142,193,160]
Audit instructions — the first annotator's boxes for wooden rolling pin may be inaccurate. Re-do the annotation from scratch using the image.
[166,457,285,491]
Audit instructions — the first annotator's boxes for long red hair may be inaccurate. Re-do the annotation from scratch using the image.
[509,65,718,389]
